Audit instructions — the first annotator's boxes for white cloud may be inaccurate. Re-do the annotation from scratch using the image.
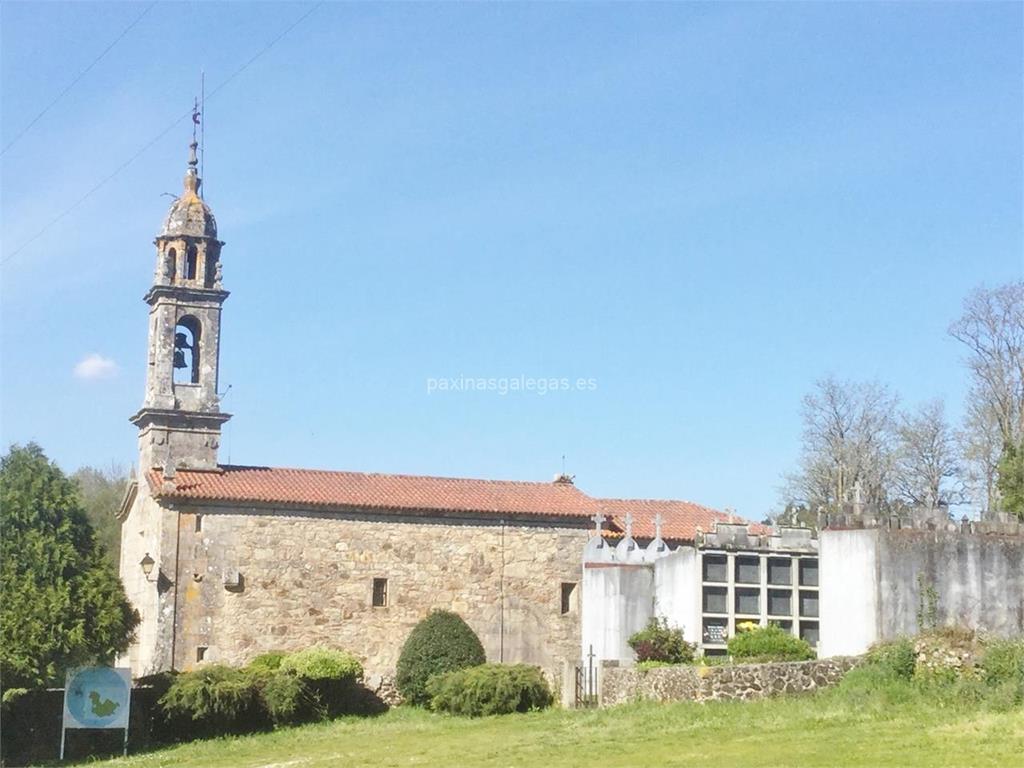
[73,353,119,381]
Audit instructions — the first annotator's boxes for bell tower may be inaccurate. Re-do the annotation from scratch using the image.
[130,132,230,472]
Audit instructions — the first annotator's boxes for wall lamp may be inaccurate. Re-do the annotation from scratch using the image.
[140,553,157,582]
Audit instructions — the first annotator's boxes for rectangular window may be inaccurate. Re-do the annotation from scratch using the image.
[767,589,792,617]
[702,554,727,583]
[799,590,819,618]
[735,587,761,616]
[196,646,207,662]
[372,578,388,607]
[767,558,791,585]
[735,556,760,584]
[799,559,819,587]
[702,586,728,614]
[560,582,578,614]
[195,514,203,533]
[800,621,820,647]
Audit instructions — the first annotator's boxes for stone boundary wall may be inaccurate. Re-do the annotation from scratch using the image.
[600,657,860,707]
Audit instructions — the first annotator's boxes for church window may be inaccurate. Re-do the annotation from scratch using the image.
[560,582,578,614]
[173,316,201,385]
[195,514,203,533]
[185,244,198,280]
[167,247,177,280]
[372,578,388,607]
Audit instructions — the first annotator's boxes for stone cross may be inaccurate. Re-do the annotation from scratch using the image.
[624,512,634,540]
[654,513,663,541]
[590,512,605,537]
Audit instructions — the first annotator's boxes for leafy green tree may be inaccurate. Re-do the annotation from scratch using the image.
[0,444,138,689]
[72,464,128,568]
[996,441,1024,520]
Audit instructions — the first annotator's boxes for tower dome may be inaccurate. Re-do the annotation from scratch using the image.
[160,138,217,238]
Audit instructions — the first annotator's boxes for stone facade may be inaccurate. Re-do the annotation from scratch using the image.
[600,657,860,707]
[121,496,590,681]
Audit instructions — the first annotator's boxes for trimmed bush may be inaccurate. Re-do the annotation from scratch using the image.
[396,610,486,706]
[727,624,815,663]
[627,617,695,664]
[865,638,916,680]
[426,664,552,716]
[158,664,264,736]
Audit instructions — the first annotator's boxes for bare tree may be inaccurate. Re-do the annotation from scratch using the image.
[949,282,1024,442]
[957,394,1003,511]
[784,376,898,511]
[892,400,963,507]
[949,282,1024,510]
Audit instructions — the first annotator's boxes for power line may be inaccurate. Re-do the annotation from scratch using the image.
[1,1,324,266]
[0,2,158,157]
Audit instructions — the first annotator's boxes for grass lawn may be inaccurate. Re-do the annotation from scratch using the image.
[73,675,1023,768]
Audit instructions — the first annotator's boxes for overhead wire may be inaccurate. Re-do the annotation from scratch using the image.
[1,1,324,266]
[0,2,158,157]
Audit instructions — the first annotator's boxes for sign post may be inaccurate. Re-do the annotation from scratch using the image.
[60,667,132,760]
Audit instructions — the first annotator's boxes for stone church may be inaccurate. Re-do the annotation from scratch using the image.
[117,138,744,684]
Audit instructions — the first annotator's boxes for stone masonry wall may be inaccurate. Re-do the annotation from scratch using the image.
[162,505,590,683]
[600,657,860,707]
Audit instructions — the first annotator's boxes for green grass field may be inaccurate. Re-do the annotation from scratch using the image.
[75,671,1023,768]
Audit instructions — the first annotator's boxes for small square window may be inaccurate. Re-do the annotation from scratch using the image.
[561,582,578,614]
[703,586,728,614]
[702,555,727,583]
[196,646,208,662]
[372,578,388,607]
[767,558,791,585]
[735,556,760,584]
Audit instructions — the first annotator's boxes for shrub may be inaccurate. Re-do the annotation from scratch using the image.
[396,611,486,706]
[277,646,364,718]
[158,664,264,735]
[248,650,288,672]
[426,664,552,716]
[865,638,916,680]
[627,617,695,664]
[979,639,1024,687]
[727,624,815,662]
[256,670,311,725]
[278,647,363,681]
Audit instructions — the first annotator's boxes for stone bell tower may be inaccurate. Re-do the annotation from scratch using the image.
[130,134,230,473]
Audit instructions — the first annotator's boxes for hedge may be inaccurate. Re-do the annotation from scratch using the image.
[396,611,486,706]
[426,664,553,716]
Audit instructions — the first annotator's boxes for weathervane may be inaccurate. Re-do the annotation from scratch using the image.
[192,97,201,142]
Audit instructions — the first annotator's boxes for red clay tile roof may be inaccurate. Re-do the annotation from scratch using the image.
[146,465,759,539]
[147,465,602,519]
[598,498,760,543]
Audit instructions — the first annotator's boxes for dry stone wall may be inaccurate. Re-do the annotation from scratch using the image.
[600,657,860,707]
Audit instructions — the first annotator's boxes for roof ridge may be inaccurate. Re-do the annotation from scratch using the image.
[213,464,583,489]
[598,496,723,510]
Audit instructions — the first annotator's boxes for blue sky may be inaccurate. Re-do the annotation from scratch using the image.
[1,2,1021,520]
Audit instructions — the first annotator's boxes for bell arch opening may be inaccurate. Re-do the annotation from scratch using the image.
[173,316,201,385]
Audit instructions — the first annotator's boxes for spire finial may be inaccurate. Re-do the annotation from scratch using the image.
[182,101,201,199]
